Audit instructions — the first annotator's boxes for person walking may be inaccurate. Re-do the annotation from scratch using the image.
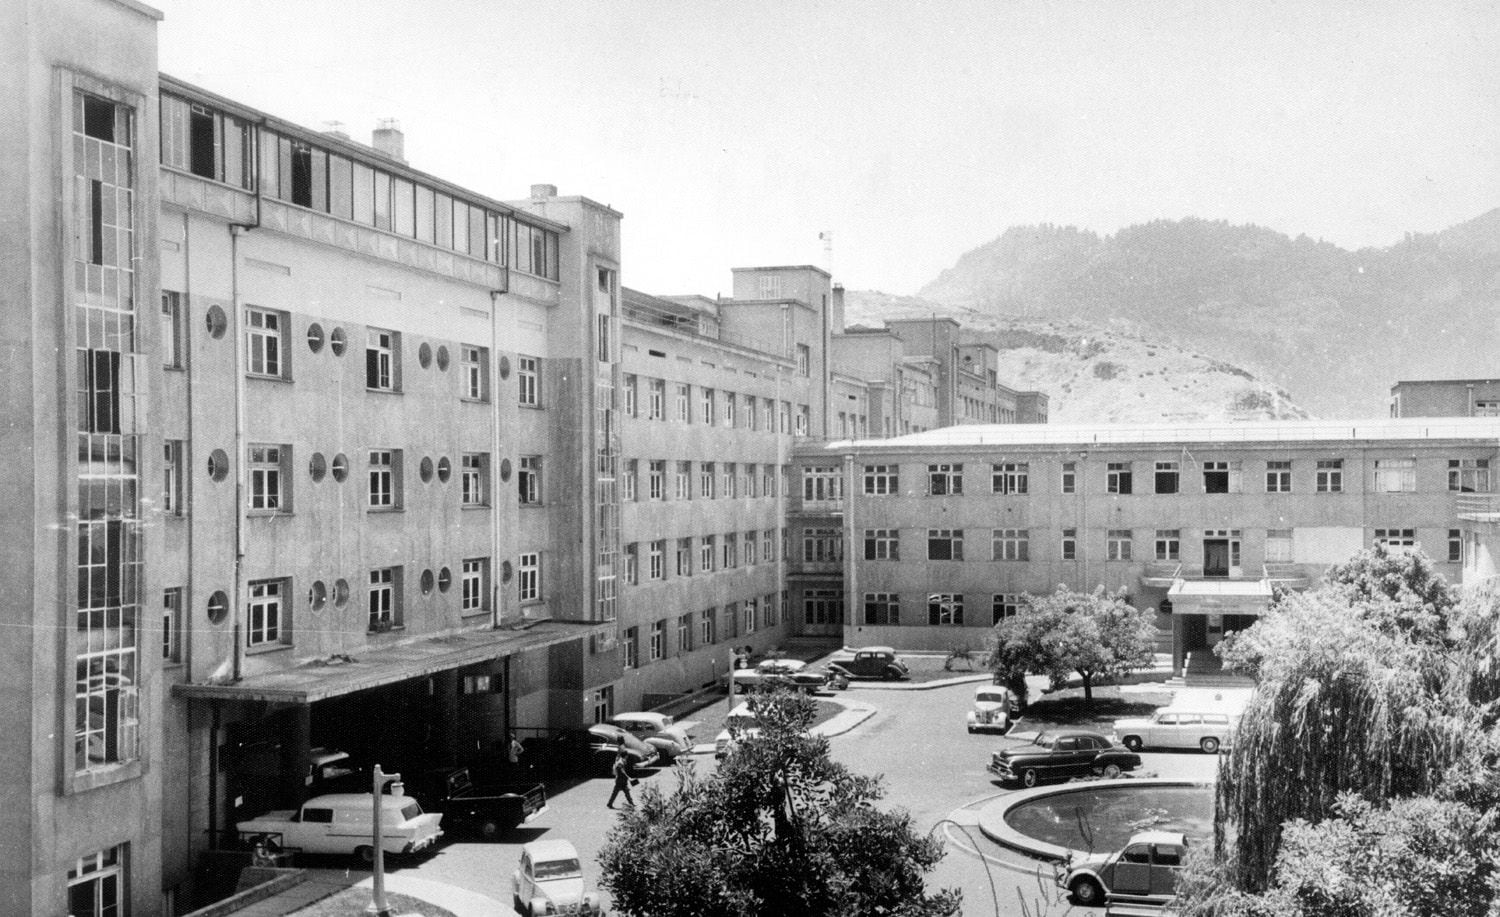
[606,745,636,809]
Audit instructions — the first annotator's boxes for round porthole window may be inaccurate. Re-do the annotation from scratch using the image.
[334,578,351,607]
[499,458,512,482]
[420,457,434,483]
[436,345,450,370]
[207,590,229,624]
[501,560,514,583]
[420,569,435,595]
[330,327,347,356]
[331,453,349,482]
[437,567,452,592]
[418,342,433,369]
[207,449,230,482]
[498,355,511,379]
[307,322,326,353]
[205,305,228,339]
[309,580,328,611]
[309,452,327,482]
[437,457,451,483]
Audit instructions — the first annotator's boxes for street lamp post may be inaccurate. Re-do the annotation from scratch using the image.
[369,765,402,917]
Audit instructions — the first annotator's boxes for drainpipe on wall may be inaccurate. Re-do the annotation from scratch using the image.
[229,223,250,683]
[490,284,507,628]
[843,451,857,643]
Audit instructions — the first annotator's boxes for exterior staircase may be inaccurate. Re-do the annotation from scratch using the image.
[1166,649,1253,688]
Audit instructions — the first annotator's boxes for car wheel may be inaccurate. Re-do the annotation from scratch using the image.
[1201,736,1221,754]
[967,726,976,734]
[479,818,501,840]
[1122,735,1143,752]
[883,668,899,681]
[356,845,375,864]
[1100,762,1123,779]
[1070,876,1105,906]
[513,895,525,915]
[1020,768,1039,788]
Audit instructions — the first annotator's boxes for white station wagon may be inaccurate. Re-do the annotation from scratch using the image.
[1113,710,1236,754]
[236,792,442,861]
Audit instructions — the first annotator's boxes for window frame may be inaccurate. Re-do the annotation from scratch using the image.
[245,306,287,379]
[517,355,540,407]
[365,327,399,392]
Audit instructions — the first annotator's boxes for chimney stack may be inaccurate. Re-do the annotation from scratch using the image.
[530,183,558,200]
[831,283,846,333]
[371,119,405,163]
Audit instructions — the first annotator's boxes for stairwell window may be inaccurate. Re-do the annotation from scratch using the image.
[1107,462,1132,494]
[802,529,840,563]
[1373,459,1416,493]
[1449,458,1490,493]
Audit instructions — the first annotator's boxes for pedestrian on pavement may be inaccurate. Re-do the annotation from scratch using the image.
[606,745,636,809]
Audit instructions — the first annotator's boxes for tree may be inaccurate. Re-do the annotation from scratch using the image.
[984,586,1157,703]
[598,690,960,917]
[1319,543,1459,645]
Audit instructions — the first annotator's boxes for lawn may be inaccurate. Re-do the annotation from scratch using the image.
[1017,685,1175,730]
[291,888,457,917]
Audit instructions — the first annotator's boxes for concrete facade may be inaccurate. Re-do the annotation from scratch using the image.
[1391,379,1500,418]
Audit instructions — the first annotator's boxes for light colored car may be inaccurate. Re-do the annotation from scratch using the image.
[235,792,442,862]
[966,685,1015,734]
[1059,830,1187,907]
[729,659,828,693]
[585,723,660,768]
[714,702,762,759]
[511,839,604,916]
[1113,710,1236,754]
[610,712,698,762]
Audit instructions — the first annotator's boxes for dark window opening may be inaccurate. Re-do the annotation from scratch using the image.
[1155,470,1178,493]
[88,180,104,265]
[290,143,314,208]
[189,105,217,178]
[1204,470,1229,493]
[85,349,121,434]
[82,95,115,141]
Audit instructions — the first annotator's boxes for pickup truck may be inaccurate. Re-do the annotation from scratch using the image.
[405,766,547,839]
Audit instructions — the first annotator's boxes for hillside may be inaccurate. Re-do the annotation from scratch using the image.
[844,291,1308,424]
[913,210,1500,417]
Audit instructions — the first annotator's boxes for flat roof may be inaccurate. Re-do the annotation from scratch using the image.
[1169,580,1273,598]
[825,416,1500,450]
[173,621,606,704]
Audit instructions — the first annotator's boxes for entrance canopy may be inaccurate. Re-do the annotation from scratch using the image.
[1166,579,1272,617]
[173,621,608,705]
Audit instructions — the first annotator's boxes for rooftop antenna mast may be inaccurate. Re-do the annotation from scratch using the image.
[819,230,833,278]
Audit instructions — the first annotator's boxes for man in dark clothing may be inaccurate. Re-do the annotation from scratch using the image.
[606,746,636,808]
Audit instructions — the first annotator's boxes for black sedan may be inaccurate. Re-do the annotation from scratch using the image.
[988,730,1141,788]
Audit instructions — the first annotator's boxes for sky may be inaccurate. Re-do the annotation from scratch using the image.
[147,0,1500,299]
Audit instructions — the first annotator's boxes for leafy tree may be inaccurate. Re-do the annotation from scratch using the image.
[984,586,1157,703]
[1320,542,1459,643]
[598,690,960,917]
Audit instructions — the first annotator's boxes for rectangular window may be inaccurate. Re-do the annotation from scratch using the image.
[67,847,124,917]
[700,462,715,499]
[625,375,641,417]
[1061,528,1077,560]
[648,460,665,500]
[700,608,715,645]
[368,449,399,509]
[591,685,614,724]
[745,463,758,498]
[366,328,397,391]
[744,394,758,430]
[743,531,757,565]
[802,466,842,502]
[368,567,400,630]
[796,343,811,376]
[1265,529,1294,564]
[991,528,1029,561]
[246,307,285,378]
[803,590,843,626]
[249,444,288,512]
[779,401,790,434]
[723,463,736,499]
[675,383,690,422]
[1375,528,1417,551]
[675,461,691,500]
[649,540,665,580]
[622,460,638,502]
[795,405,809,436]
[864,528,900,560]
[162,290,183,369]
[742,599,757,635]
[1266,460,1292,493]
[864,593,899,625]
[649,621,665,661]
[763,465,776,498]
[461,453,487,506]
[1155,461,1179,494]
[991,462,1029,494]
[677,613,693,652]
[1107,529,1133,561]
[676,538,693,576]
[1373,458,1416,493]
[722,533,738,569]
[929,463,963,495]
[802,528,841,563]
[1107,462,1132,494]
[518,456,541,505]
[461,344,489,401]
[648,378,665,420]
[928,528,964,561]
[518,356,539,406]
[701,388,715,425]
[700,536,716,573]
[763,530,776,563]
[461,558,489,614]
[518,552,540,602]
[993,594,1022,624]
[928,593,964,625]
[1449,459,1491,493]
[1061,461,1077,494]
[163,440,183,516]
[1450,528,1463,563]
[623,627,638,668]
[763,398,775,431]
[1316,459,1344,493]
[1155,529,1181,561]
[162,587,182,662]
[761,275,783,298]
[724,391,736,426]
[1203,460,1242,494]
[623,544,639,585]
[863,464,899,495]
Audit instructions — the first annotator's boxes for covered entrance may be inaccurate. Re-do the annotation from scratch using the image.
[1165,579,1269,683]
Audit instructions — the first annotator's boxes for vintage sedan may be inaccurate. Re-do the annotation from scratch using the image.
[730,659,828,693]
[609,712,698,762]
[1059,830,1187,907]
[512,839,604,916]
[826,646,909,681]
[584,724,661,769]
[988,730,1141,787]
[1114,710,1236,754]
[966,685,1015,734]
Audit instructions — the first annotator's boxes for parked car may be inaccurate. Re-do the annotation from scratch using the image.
[586,723,662,768]
[714,702,762,759]
[609,712,698,762]
[1113,710,1236,754]
[730,659,829,693]
[966,685,1015,734]
[826,647,909,681]
[988,730,1142,787]
[511,839,604,916]
[235,792,443,862]
[1059,830,1187,907]
[403,766,547,839]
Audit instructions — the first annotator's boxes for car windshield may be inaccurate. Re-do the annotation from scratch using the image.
[976,691,1007,704]
[534,858,582,880]
[399,802,422,821]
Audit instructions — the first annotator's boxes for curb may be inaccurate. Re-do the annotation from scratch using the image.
[813,703,878,738]
[851,673,992,691]
[352,874,510,917]
[974,778,1208,862]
